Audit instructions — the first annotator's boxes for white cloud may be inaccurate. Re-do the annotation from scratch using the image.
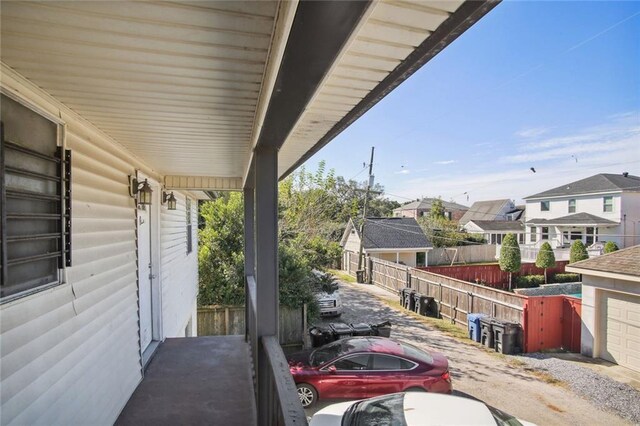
[434,160,456,165]
[386,112,640,205]
[394,169,410,175]
[502,113,640,164]
[515,127,551,138]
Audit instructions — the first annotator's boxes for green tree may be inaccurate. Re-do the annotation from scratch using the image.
[499,233,521,290]
[604,241,619,254]
[428,198,445,220]
[535,241,556,284]
[198,193,245,306]
[569,240,589,263]
[417,199,484,248]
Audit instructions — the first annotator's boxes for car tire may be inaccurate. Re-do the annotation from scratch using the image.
[405,387,426,392]
[297,383,318,408]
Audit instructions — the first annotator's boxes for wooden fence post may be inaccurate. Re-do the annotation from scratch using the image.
[225,307,230,335]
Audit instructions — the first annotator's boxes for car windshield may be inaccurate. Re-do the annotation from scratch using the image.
[341,393,407,426]
[487,405,523,426]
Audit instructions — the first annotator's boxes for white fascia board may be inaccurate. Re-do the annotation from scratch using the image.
[565,266,640,283]
[242,0,299,187]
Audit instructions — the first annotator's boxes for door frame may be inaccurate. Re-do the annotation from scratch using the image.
[135,171,163,368]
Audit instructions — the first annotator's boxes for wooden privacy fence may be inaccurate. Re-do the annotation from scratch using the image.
[198,305,307,346]
[371,259,409,293]
[410,268,525,327]
[427,245,497,266]
[343,256,583,354]
[419,261,569,288]
[366,258,525,328]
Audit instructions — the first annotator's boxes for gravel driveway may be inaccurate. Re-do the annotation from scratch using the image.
[309,280,634,425]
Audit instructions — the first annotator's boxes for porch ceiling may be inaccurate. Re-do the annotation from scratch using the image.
[0,1,499,187]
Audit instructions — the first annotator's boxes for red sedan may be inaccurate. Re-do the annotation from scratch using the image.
[287,337,452,408]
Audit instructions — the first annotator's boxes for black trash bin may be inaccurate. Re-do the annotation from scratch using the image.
[414,294,437,317]
[404,289,416,311]
[309,327,333,347]
[492,321,522,354]
[371,321,391,338]
[479,316,495,348]
[350,323,373,336]
[330,323,353,340]
[356,270,366,283]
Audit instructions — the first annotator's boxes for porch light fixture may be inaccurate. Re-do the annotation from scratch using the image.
[129,176,153,205]
[162,191,177,210]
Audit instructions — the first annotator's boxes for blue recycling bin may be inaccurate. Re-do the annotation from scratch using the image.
[468,313,486,343]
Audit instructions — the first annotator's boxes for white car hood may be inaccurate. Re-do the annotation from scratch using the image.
[309,401,355,426]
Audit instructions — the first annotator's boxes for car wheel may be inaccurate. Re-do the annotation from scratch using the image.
[405,387,426,392]
[297,383,318,408]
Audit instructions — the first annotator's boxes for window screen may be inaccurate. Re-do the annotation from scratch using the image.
[1,94,71,300]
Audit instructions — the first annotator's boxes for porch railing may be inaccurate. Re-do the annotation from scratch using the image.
[246,274,307,426]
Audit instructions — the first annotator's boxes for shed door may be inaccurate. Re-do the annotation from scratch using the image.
[600,291,640,372]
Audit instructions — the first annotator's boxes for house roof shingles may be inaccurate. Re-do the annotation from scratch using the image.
[394,198,468,212]
[357,217,431,249]
[569,245,640,278]
[524,173,640,199]
[459,199,512,224]
[468,220,525,232]
[526,212,618,226]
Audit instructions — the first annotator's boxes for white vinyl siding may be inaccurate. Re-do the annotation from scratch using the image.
[1,114,141,425]
[160,193,198,338]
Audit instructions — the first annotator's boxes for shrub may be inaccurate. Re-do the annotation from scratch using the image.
[604,241,619,254]
[499,233,521,290]
[535,242,556,284]
[569,240,589,263]
[514,275,545,288]
[552,273,580,283]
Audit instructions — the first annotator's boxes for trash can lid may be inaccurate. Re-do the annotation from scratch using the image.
[468,313,487,321]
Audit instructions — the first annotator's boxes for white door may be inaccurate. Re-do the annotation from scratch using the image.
[600,291,640,372]
[138,204,153,352]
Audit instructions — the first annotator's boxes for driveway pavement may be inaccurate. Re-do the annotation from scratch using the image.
[308,280,630,425]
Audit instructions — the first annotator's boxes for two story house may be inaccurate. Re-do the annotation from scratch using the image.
[523,173,640,250]
[393,198,469,221]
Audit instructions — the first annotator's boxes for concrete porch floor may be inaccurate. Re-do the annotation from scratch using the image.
[116,335,256,426]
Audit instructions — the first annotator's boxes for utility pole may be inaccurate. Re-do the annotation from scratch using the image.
[357,147,375,274]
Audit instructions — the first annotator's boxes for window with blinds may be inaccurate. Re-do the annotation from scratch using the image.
[1,94,71,301]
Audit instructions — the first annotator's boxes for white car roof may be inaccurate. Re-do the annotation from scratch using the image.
[310,393,521,426]
[402,393,496,425]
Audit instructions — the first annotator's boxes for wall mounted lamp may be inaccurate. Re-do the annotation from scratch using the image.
[129,175,153,205]
[162,191,177,210]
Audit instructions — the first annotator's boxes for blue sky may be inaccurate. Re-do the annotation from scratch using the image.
[305,0,640,206]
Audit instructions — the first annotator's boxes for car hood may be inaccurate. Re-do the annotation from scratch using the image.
[316,291,339,300]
